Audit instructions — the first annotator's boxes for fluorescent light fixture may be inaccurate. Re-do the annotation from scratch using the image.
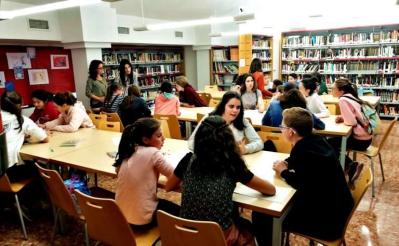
[0,0,101,19]
[144,16,234,31]
[233,13,255,23]
[133,26,148,31]
[209,31,248,37]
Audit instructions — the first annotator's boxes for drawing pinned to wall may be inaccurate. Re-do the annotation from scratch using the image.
[6,53,32,69]
[14,66,24,80]
[51,54,69,69]
[0,72,5,88]
[28,69,49,85]
[27,47,36,59]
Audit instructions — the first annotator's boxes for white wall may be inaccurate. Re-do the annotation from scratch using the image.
[194,47,211,90]
[184,46,198,88]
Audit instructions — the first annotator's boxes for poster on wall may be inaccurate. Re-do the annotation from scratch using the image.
[0,72,5,88]
[50,54,69,69]
[27,47,36,59]
[14,66,24,80]
[28,69,49,85]
[6,53,32,69]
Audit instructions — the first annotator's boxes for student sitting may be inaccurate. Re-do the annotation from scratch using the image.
[119,85,151,127]
[240,73,265,113]
[328,78,372,183]
[299,77,330,118]
[102,83,124,113]
[284,73,300,88]
[189,91,263,154]
[1,90,48,181]
[166,115,275,246]
[30,89,59,124]
[268,79,283,93]
[253,107,354,245]
[42,92,94,132]
[155,81,180,116]
[249,58,273,98]
[115,118,180,228]
[262,89,325,130]
[175,76,206,107]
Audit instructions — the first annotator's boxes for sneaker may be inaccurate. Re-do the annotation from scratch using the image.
[349,162,364,186]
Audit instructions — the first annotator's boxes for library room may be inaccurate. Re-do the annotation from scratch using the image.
[0,0,398,245]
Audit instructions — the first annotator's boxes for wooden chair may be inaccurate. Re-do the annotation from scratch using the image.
[204,85,219,92]
[75,190,160,246]
[154,114,182,139]
[0,174,33,239]
[209,98,220,107]
[197,113,205,123]
[198,92,212,106]
[257,126,292,153]
[157,210,227,246]
[98,121,121,132]
[350,116,397,197]
[89,113,107,128]
[286,166,372,246]
[100,112,124,131]
[325,104,337,115]
[35,163,88,245]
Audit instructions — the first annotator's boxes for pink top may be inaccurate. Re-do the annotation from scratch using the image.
[154,94,180,116]
[115,146,174,225]
[339,94,372,141]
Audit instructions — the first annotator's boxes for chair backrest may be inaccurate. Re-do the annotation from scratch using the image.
[325,104,337,115]
[101,112,121,122]
[89,113,107,128]
[198,93,212,106]
[157,210,227,246]
[209,98,220,107]
[204,85,219,92]
[0,174,12,193]
[154,114,182,139]
[375,116,397,153]
[257,128,292,153]
[98,121,121,132]
[74,190,137,246]
[197,113,205,123]
[35,163,80,219]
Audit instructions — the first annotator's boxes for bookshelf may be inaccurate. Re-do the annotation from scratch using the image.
[210,46,239,90]
[280,25,399,118]
[239,34,273,78]
[102,46,184,101]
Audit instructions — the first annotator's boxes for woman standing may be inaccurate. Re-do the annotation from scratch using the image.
[249,58,273,98]
[115,59,137,95]
[85,60,107,112]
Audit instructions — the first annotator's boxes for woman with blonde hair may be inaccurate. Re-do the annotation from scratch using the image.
[175,76,206,107]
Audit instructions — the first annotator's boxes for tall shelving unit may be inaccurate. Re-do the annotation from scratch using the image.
[102,46,184,102]
[238,34,273,78]
[210,46,239,90]
[280,25,399,118]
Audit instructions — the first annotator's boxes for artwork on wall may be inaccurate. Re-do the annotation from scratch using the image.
[28,69,49,85]
[14,66,24,80]
[27,47,36,59]
[0,72,5,88]
[50,54,69,69]
[6,52,32,69]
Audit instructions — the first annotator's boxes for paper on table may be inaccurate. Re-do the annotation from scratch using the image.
[234,184,294,203]
[59,139,81,147]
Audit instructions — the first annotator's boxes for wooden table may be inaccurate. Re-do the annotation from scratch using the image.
[20,129,295,246]
[321,95,380,107]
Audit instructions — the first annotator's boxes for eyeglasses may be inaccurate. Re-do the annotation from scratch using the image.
[279,124,289,129]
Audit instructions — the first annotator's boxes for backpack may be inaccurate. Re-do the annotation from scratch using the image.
[342,95,380,134]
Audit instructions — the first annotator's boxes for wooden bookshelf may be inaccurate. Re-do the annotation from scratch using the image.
[210,46,239,90]
[280,24,399,118]
[239,34,273,78]
[102,46,184,101]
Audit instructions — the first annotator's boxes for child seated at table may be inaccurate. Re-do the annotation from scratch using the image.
[1,90,48,181]
[102,83,124,113]
[119,85,151,127]
[252,107,354,245]
[240,73,265,113]
[155,81,180,116]
[188,91,264,154]
[299,77,330,118]
[30,89,60,124]
[41,92,94,132]
[115,118,180,229]
[166,115,276,246]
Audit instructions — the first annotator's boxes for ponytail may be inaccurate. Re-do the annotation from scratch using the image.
[335,78,367,105]
[1,91,24,132]
[113,118,160,167]
[53,92,77,106]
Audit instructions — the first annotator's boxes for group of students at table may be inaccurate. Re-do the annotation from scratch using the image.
[1,65,373,245]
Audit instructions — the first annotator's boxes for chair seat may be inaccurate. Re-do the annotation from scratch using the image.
[290,231,343,246]
[352,145,379,157]
[8,178,33,193]
[133,226,160,246]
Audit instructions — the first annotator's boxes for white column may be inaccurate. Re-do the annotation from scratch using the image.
[193,45,211,90]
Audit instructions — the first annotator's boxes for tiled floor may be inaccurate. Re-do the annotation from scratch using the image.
[0,120,398,245]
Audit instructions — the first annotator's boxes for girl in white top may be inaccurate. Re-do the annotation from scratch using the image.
[239,74,265,113]
[299,77,330,118]
[42,92,94,132]
[1,91,48,179]
[114,118,179,227]
[189,91,263,154]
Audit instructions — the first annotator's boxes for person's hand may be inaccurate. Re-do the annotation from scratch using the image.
[335,116,344,123]
[273,160,288,175]
[238,140,246,155]
[98,96,105,103]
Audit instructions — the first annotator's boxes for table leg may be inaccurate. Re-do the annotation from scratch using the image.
[340,136,348,170]
[185,121,192,139]
[272,216,283,246]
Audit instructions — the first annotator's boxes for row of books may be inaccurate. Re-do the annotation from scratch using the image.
[262,63,272,71]
[213,62,238,74]
[213,49,239,61]
[282,46,399,60]
[282,61,399,73]
[252,50,271,60]
[253,40,270,48]
[381,105,399,116]
[353,75,399,87]
[102,52,182,65]
[375,90,399,103]
[283,30,399,47]
[137,75,177,87]
[214,74,234,85]
[135,64,181,75]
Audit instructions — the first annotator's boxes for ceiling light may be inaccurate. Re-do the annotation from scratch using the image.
[0,0,101,19]
[233,13,255,23]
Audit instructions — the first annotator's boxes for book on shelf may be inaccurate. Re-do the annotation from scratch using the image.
[230,47,238,61]
[375,90,399,103]
[252,50,271,60]
[382,105,399,116]
[213,49,228,61]
[252,39,270,48]
[223,64,238,74]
